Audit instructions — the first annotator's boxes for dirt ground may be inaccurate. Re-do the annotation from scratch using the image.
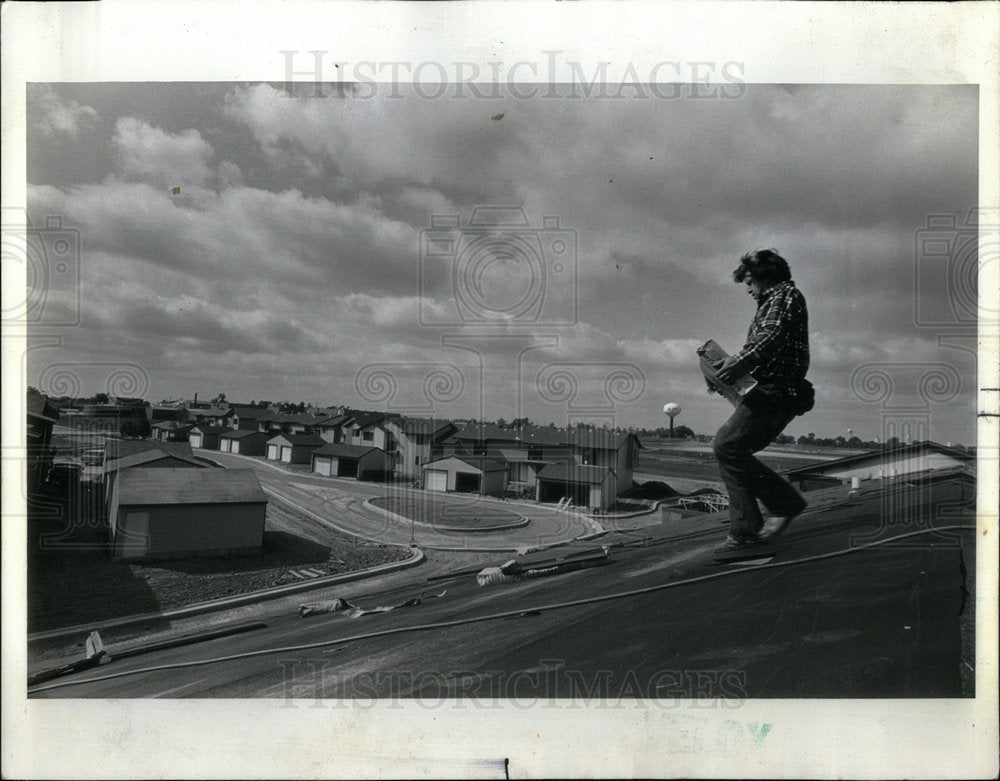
[27,497,410,633]
[369,494,525,528]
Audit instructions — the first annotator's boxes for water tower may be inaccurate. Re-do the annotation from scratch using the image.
[662,402,681,438]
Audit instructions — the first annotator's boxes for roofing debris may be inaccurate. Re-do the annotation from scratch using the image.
[477,544,613,587]
[298,590,448,619]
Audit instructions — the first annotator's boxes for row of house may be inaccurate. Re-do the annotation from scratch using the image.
[182,408,643,510]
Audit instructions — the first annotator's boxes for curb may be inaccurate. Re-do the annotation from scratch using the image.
[28,548,425,644]
[363,498,530,533]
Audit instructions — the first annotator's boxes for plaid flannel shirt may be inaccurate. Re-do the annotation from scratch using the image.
[733,280,809,389]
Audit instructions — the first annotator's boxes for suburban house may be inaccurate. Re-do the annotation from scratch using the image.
[342,412,396,450]
[421,454,508,495]
[230,407,275,431]
[188,424,229,450]
[384,417,458,478]
[432,423,642,509]
[315,413,352,444]
[108,467,267,560]
[265,433,326,464]
[782,441,975,491]
[263,412,333,436]
[27,392,60,492]
[150,420,194,442]
[311,443,389,479]
[218,429,270,456]
[146,404,187,424]
[187,406,233,428]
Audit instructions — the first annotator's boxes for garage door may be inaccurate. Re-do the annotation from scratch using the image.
[337,459,358,478]
[267,444,279,460]
[455,472,481,493]
[425,469,448,492]
[190,433,203,448]
[539,480,590,506]
[315,457,332,476]
[281,446,293,463]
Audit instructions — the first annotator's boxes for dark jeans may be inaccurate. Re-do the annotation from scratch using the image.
[713,399,807,540]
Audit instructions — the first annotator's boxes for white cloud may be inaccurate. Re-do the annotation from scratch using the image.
[31,85,97,138]
[113,117,215,188]
[23,84,979,441]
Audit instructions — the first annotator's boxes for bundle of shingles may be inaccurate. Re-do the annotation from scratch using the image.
[298,590,447,618]
[477,543,612,587]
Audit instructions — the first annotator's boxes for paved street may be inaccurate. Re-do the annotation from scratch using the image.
[205,451,599,551]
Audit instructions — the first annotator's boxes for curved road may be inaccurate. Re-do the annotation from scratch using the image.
[203,451,599,551]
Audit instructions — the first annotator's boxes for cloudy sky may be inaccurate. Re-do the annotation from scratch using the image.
[25,82,978,442]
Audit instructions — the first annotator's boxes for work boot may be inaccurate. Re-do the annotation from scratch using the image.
[759,510,803,542]
[718,532,764,550]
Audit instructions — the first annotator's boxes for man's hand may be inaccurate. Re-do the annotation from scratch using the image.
[715,355,745,385]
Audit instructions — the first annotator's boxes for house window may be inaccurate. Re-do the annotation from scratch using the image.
[414,455,421,465]
[362,431,374,442]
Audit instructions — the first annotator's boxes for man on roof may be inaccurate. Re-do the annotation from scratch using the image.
[712,248,814,551]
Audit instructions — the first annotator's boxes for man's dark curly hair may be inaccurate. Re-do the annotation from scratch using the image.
[732,248,792,285]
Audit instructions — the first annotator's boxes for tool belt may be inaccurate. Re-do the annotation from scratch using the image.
[745,378,815,416]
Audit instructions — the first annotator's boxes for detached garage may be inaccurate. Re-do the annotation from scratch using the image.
[109,467,267,560]
[266,433,325,464]
[219,430,269,456]
[421,455,507,496]
[312,443,387,479]
[536,463,615,510]
[189,425,229,450]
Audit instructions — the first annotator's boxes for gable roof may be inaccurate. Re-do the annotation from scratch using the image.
[220,429,270,441]
[104,449,208,473]
[313,443,385,458]
[317,413,351,428]
[232,407,275,421]
[189,406,232,418]
[269,412,333,426]
[117,467,266,505]
[424,454,507,472]
[344,411,388,429]
[189,425,231,435]
[99,439,195,460]
[151,420,194,431]
[267,433,325,447]
[781,441,973,477]
[394,417,457,437]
